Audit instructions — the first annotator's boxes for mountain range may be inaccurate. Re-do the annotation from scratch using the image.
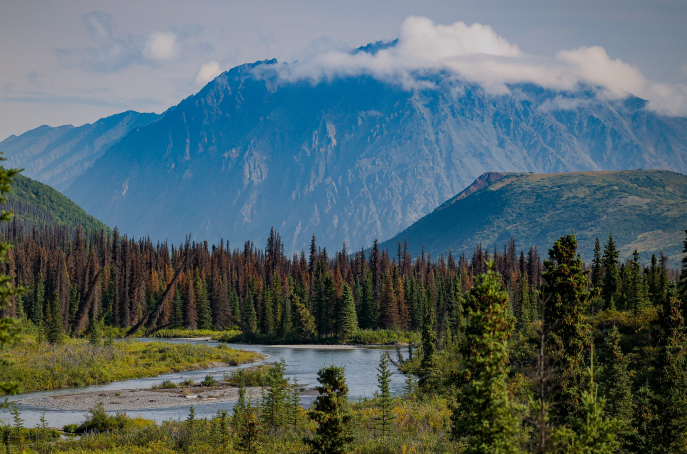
[2,51,687,254]
[0,111,160,191]
[380,170,687,264]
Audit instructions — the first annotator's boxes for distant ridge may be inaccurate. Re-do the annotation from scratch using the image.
[380,169,687,263]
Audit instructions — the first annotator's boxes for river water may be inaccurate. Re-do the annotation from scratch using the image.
[0,339,407,428]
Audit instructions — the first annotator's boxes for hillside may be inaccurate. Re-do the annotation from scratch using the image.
[0,110,160,191]
[380,170,687,264]
[2,173,109,233]
[60,57,687,252]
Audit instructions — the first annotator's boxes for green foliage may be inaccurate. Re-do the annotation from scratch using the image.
[261,358,289,428]
[5,173,110,232]
[74,402,131,434]
[452,263,523,454]
[201,374,217,387]
[306,364,354,454]
[541,234,591,423]
[375,352,394,439]
[0,335,261,392]
[419,287,440,392]
[0,158,24,400]
[336,283,358,342]
[601,233,621,309]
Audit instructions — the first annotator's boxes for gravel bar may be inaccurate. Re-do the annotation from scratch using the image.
[16,387,265,411]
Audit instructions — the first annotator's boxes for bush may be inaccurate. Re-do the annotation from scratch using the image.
[180,378,195,387]
[201,374,217,387]
[224,365,273,387]
[155,380,177,389]
[75,402,130,434]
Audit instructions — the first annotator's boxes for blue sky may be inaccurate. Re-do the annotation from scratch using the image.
[1,0,686,141]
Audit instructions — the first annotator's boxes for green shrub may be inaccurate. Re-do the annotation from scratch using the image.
[155,380,177,389]
[224,365,272,387]
[201,374,217,387]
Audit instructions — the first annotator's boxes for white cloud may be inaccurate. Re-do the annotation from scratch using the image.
[194,60,221,85]
[143,32,180,62]
[267,16,687,116]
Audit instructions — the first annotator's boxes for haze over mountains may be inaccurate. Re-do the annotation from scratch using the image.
[63,57,687,252]
[0,111,160,191]
[2,41,687,255]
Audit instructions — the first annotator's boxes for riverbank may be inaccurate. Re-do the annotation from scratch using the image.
[16,386,269,411]
[0,337,264,393]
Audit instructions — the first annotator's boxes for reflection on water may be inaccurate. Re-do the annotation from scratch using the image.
[0,339,407,427]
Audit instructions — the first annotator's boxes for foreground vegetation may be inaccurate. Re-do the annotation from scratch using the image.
[0,330,261,392]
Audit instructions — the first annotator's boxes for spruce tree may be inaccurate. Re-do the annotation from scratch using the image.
[451,264,523,454]
[591,237,603,289]
[0,159,23,400]
[598,326,633,452]
[45,292,63,345]
[194,270,212,330]
[601,233,620,309]
[375,352,394,439]
[262,358,288,428]
[336,283,357,342]
[541,234,591,424]
[419,286,440,391]
[306,365,353,454]
[651,284,687,452]
[292,294,316,341]
[377,274,398,329]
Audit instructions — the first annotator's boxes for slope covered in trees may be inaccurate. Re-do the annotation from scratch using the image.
[1,174,109,233]
[381,170,687,263]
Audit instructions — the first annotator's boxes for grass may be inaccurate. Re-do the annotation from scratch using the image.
[213,328,420,346]
[0,336,263,393]
[151,328,241,340]
[44,396,455,454]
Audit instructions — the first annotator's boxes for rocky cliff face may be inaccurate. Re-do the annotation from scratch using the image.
[64,60,687,251]
[0,111,160,191]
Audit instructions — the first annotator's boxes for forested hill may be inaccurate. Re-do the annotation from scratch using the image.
[381,170,687,263]
[2,173,109,233]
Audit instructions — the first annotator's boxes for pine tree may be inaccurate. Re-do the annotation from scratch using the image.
[679,230,687,302]
[233,377,248,429]
[515,272,531,333]
[451,263,523,454]
[45,291,63,345]
[598,326,633,452]
[261,359,288,428]
[601,233,620,309]
[306,365,353,454]
[651,284,687,452]
[0,159,23,400]
[541,234,591,424]
[194,269,212,330]
[419,286,440,392]
[172,288,183,328]
[292,294,316,341]
[568,350,621,453]
[337,283,358,342]
[591,237,603,289]
[375,352,394,439]
[377,274,398,329]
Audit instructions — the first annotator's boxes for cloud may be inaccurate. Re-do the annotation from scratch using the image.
[266,16,687,116]
[194,61,222,85]
[56,11,202,74]
[143,32,180,62]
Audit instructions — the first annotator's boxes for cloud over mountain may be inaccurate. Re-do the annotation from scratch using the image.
[270,16,687,116]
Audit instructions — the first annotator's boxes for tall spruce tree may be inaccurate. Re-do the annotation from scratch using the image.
[419,286,440,392]
[336,283,357,342]
[591,237,603,289]
[651,284,687,453]
[541,234,591,424]
[375,352,394,439]
[45,291,63,345]
[0,159,23,400]
[194,269,212,330]
[306,365,353,454]
[601,233,620,310]
[451,264,523,454]
[598,325,633,452]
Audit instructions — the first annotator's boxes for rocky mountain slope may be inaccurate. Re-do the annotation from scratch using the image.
[0,111,160,191]
[60,59,687,251]
[380,170,687,263]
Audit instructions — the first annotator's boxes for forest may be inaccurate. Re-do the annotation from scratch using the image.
[1,195,687,451]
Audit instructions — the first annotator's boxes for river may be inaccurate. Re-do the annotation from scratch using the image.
[0,339,408,428]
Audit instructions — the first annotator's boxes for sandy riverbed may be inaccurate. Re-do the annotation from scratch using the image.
[16,386,267,412]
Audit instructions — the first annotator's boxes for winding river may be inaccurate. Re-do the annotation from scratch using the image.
[0,339,407,428]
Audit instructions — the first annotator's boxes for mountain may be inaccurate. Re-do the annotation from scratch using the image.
[2,173,109,233]
[380,170,687,263]
[0,111,160,191]
[64,58,687,252]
